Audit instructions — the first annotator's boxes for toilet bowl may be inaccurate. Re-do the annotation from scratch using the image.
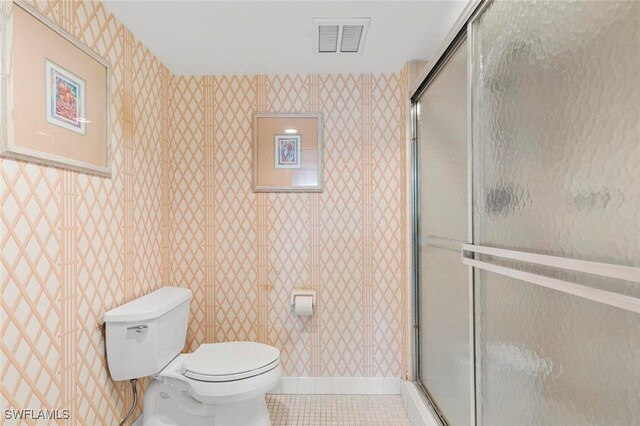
[103,287,281,426]
[144,342,281,426]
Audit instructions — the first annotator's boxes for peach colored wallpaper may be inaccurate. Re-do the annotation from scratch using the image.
[2,1,411,424]
[1,1,168,424]
[169,73,409,378]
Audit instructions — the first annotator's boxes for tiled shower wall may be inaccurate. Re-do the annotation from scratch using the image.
[169,74,409,378]
[1,1,410,424]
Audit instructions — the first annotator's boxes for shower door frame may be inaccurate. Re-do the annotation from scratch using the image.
[410,1,494,424]
[410,1,481,423]
[411,33,474,426]
[412,1,640,425]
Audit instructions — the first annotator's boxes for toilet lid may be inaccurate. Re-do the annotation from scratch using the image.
[181,341,280,382]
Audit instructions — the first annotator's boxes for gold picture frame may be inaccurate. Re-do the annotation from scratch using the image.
[253,112,323,192]
[0,0,111,177]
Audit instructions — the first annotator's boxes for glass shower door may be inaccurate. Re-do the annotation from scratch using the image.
[470,1,640,424]
[416,37,472,426]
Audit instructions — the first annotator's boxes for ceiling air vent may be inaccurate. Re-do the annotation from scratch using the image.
[318,25,339,53]
[313,18,370,54]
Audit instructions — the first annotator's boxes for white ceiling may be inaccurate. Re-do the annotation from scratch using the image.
[103,0,469,76]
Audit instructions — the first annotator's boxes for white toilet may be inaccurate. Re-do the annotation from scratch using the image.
[103,287,281,426]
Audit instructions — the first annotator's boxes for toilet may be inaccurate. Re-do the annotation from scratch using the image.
[103,287,281,426]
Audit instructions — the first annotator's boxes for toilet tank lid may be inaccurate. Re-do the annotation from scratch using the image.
[103,287,192,323]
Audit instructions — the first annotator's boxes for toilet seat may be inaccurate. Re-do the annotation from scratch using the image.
[181,341,280,382]
[156,351,282,405]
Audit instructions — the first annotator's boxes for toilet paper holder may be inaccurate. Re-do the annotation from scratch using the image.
[290,290,316,313]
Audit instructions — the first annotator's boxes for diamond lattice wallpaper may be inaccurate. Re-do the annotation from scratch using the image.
[1,1,167,424]
[1,1,410,424]
[168,73,409,378]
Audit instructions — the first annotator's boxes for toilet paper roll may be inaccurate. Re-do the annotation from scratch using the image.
[293,295,314,316]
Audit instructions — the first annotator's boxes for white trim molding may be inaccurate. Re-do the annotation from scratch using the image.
[269,377,402,395]
[401,381,441,426]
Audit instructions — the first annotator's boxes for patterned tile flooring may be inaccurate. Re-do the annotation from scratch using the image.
[266,394,411,426]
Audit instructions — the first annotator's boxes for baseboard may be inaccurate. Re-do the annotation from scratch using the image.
[269,377,402,395]
[400,381,441,426]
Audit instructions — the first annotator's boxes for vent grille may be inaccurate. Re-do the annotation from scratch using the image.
[313,18,370,54]
[340,25,364,52]
[318,25,339,53]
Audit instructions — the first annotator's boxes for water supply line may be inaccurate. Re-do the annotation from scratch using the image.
[119,379,138,426]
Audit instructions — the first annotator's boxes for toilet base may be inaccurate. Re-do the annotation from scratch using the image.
[142,378,271,426]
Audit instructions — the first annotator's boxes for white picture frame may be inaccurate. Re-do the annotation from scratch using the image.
[252,112,323,192]
[0,0,111,177]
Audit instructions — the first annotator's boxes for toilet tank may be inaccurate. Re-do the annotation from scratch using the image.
[104,287,192,381]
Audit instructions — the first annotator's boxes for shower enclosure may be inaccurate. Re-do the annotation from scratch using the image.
[412,1,640,425]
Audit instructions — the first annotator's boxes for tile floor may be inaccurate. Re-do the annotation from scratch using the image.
[266,394,411,426]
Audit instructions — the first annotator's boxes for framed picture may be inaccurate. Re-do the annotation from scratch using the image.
[274,135,301,169]
[45,59,86,135]
[0,0,111,176]
[253,113,323,192]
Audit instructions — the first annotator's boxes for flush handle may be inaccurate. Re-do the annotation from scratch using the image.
[127,325,148,333]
